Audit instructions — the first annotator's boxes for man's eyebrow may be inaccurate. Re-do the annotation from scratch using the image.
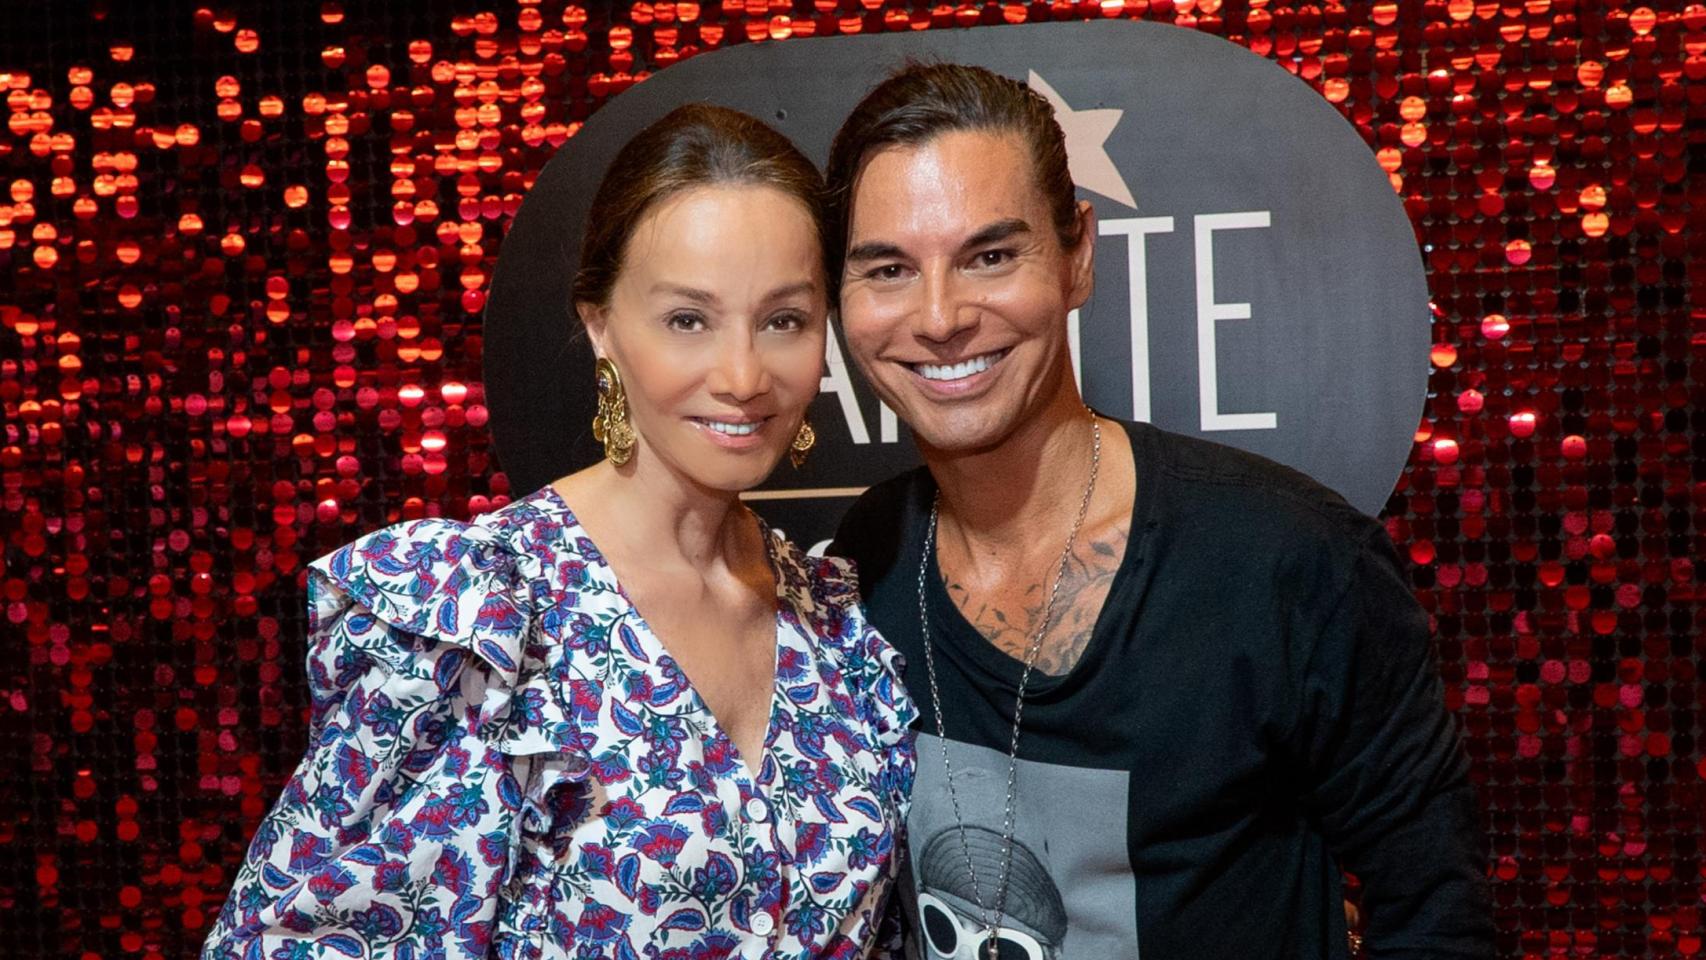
[650,283,719,305]
[961,218,1033,251]
[844,240,907,264]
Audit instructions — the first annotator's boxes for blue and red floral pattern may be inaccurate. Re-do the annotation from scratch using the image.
[202,486,916,960]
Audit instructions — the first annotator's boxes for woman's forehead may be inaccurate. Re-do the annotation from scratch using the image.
[619,187,822,280]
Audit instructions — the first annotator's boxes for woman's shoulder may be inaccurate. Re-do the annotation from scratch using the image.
[299,486,603,755]
[305,487,596,679]
[768,530,860,614]
[312,484,576,572]
[769,530,917,750]
[767,531,890,664]
[313,494,559,637]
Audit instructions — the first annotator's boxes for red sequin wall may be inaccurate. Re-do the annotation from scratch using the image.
[0,0,1700,957]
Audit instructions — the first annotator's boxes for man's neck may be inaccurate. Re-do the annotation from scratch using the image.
[921,386,1099,554]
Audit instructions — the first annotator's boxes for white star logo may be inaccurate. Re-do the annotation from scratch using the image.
[1028,70,1136,209]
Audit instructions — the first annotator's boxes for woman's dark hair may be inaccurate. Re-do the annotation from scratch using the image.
[572,102,828,308]
[825,62,1082,280]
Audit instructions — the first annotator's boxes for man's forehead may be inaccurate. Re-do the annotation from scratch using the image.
[849,129,1047,228]
[858,127,1030,181]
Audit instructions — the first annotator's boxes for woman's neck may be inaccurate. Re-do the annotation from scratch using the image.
[555,458,753,576]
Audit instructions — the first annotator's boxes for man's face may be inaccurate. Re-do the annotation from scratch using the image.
[839,129,1094,457]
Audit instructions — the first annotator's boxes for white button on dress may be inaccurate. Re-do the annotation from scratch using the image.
[745,795,769,823]
[750,912,775,937]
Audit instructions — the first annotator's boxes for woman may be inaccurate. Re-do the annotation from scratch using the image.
[203,104,916,960]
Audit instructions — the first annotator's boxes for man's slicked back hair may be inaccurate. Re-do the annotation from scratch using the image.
[824,62,1081,285]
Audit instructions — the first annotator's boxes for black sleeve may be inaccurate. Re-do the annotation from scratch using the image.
[1291,528,1495,959]
[827,477,913,596]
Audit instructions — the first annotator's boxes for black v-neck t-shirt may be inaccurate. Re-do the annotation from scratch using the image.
[832,420,1493,960]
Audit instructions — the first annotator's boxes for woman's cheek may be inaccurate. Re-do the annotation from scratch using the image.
[770,335,828,397]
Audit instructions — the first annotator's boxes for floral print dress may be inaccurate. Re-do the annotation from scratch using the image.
[203,486,917,960]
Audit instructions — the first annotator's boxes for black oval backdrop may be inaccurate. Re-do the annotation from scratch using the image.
[483,19,1431,548]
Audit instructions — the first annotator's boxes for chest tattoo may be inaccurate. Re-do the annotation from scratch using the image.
[944,523,1130,676]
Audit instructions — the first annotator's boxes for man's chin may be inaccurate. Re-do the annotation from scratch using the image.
[907,413,1020,460]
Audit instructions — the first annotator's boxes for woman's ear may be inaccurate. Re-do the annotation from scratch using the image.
[576,300,609,358]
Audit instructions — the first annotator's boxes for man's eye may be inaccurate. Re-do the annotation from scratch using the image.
[975,249,1015,268]
[866,264,908,282]
[665,311,706,331]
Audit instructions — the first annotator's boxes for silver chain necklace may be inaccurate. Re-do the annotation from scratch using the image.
[916,412,1102,960]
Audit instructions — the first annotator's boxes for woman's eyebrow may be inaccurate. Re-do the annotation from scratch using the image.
[759,280,819,304]
[649,282,719,305]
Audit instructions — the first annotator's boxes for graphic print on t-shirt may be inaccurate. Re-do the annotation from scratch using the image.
[907,734,1140,960]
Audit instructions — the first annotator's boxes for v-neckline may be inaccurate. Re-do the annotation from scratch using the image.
[535,483,788,788]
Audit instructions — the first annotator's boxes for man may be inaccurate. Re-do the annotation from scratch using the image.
[826,63,1493,959]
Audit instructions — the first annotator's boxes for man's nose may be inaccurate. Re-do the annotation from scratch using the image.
[917,268,979,343]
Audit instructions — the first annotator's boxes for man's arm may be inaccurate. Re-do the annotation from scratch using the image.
[1291,528,1496,959]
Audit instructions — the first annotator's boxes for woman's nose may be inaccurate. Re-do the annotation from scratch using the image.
[705,334,771,401]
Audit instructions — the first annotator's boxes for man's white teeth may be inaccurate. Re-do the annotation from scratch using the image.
[916,351,1001,382]
[703,420,759,436]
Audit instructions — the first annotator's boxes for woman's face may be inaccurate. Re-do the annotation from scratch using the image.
[581,184,828,494]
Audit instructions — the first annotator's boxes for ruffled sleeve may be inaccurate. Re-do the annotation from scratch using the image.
[849,588,919,960]
[788,547,918,808]
[805,552,919,772]
[202,518,547,960]
[792,550,919,960]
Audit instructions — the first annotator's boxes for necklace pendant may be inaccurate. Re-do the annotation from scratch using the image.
[981,927,1002,960]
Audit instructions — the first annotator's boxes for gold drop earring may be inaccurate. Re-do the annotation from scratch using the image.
[789,419,816,468]
[592,357,637,465]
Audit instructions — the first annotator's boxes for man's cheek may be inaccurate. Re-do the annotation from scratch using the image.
[838,309,892,360]
[966,273,1041,313]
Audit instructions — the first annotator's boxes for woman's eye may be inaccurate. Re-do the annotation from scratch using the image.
[764,312,805,332]
[665,311,705,332]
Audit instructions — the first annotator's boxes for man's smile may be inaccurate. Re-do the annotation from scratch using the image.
[905,348,1011,386]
